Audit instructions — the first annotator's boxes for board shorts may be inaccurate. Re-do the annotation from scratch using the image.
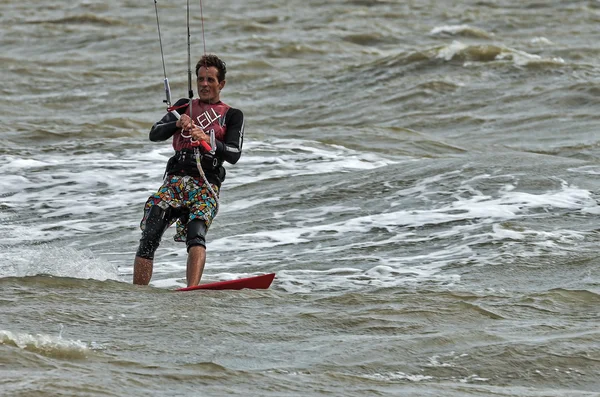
[140,175,220,242]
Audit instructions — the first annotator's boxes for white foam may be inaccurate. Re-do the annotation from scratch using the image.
[0,175,31,196]
[496,47,564,66]
[430,24,493,38]
[437,40,468,61]
[363,371,434,382]
[530,37,553,45]
[0,329,91,357]
[435,40,565,67]
[2,138,597,292]
[431,25,471,35]
[194,173,597,291]
[221,197,280,213]
[0,246,120,281]
[568,165,600,176]
[0,156,51,170]
[211,227,311,251]
[228,138,397,187]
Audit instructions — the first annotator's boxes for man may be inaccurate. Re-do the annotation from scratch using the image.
[133,54,244,287]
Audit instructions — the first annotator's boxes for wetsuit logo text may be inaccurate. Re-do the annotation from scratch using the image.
[195,108,221,130]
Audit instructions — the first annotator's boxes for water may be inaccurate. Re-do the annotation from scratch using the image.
[1,0,600,396]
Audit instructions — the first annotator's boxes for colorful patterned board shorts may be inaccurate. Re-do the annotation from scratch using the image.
[140,175,220,243]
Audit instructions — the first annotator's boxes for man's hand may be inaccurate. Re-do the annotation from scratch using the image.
[189,125,210,144]
[176,114,194,131]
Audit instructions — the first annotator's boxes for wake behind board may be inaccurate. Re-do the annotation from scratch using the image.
[176,273,275,291]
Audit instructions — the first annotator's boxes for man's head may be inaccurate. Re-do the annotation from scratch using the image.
[195,54,227,104]
[195,54,227,82]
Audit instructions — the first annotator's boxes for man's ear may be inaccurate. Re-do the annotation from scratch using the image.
[219,80,226,90]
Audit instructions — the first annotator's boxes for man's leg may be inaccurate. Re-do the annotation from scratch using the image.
[133,256,154,285]
[186,245,206,287]
[186,219,208,287]
[133,205,171,285]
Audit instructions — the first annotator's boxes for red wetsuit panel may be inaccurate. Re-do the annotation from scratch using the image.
[172,99,231,151]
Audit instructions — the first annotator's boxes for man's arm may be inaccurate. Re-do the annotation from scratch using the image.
[149,99,188,141]
[216,108,244,164]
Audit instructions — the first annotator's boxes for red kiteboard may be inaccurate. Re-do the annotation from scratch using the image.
[176,273,275,291]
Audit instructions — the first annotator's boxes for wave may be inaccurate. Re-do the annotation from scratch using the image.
[0,274,128,291]
[435,41,567,67]
[26,14,124,27]
[0,246,121,282]
[430,24,495,40]
[351,40,576,83]
[0,329,92,360]
[265,43,330,58]
[342,32,398,46]
[4,121,151,143]
[529,288,600,306]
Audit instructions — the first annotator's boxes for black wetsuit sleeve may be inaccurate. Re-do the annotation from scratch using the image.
[216,108,244,164]
[149,98,189,142]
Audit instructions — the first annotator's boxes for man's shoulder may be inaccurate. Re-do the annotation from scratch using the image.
[221,104,243,116]
[174,98,189,106]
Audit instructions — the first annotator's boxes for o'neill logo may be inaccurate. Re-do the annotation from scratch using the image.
[195,108,221,130]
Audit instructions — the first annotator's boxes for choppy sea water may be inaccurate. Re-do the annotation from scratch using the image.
[1,1,600,396]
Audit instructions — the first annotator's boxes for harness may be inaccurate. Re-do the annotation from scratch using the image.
[164,148,225,195]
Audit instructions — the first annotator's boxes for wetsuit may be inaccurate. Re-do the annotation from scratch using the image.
[136,98,244,259]
[151,98,244,185]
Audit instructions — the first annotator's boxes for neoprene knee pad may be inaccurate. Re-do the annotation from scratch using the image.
[186,219,207,251]
[136,206,169,259]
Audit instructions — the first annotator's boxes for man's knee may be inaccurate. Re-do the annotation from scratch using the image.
[186,219,207,251]
[137,206,169,259]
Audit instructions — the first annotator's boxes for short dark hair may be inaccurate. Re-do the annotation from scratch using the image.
[195,54,227,82]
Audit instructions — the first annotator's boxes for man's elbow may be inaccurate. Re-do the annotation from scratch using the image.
[223,145,242,164]
[226,154,241,165]
[149,132,160,142]
[149,124,160,141]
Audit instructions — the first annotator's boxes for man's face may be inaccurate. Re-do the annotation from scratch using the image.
[197,66,225,103]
